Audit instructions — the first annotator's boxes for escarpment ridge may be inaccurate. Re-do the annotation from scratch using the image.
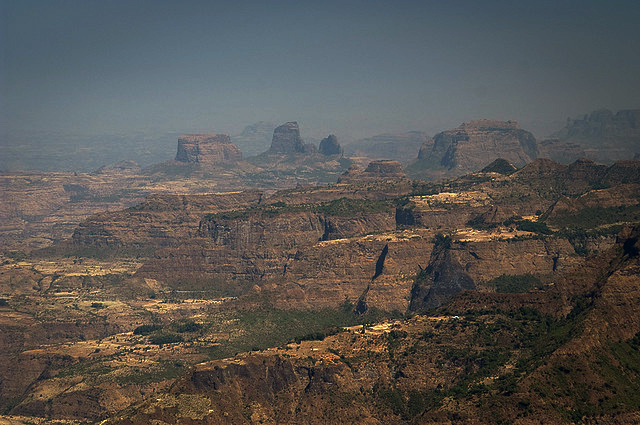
[2,131,640,423]
[65,157,640,314]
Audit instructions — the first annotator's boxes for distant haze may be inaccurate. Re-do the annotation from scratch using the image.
[2,0,639,145]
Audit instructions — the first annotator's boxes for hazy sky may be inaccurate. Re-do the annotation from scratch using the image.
[2,0,639,140]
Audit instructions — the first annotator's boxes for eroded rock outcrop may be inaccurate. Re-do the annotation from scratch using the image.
[480,158,517,175]
[409,238,475,311]
[414,120,538,177]
[267,122,315,154]
[175,134,242,164]
[197,203,396,251]
[318,134,342,156]
[72,191,263,248]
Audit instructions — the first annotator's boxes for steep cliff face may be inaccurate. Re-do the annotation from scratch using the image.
[72,191,263,249]
[442,120,537,169]
[551,109,640,162]
[137,206,400,304]
[268,234,434,312]
[267,122,315,154]
[198,209,396,250]
[409,237,475,311]
[5,156,640,423]
[603,160,640,185]
[0,171,152,251]
[103,229,640,425]
[511,158,636,197]
[113,352,386,425]
[409,236,580,311]
[198,211,324,250]
[175,134,243,164]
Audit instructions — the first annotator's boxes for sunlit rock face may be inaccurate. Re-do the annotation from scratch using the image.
[418,120,538,173]
[175,134,242,164]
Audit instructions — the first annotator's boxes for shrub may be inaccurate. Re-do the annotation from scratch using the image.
[515,220,553,235]
[150,333,183,345]
[378,387,406,416]
[434,233,452,249]
[293,327,342,344]
[466,215,498,230]
[486,274,542,293]
[133,324,162,336]
[176,320,202,333]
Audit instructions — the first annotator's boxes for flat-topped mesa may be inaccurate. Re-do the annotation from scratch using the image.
[418,119,538,174]
[175,134,242,165]
[364,160,405,176]
[268,122,316,154]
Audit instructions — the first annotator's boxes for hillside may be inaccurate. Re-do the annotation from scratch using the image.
[1,158,639,423]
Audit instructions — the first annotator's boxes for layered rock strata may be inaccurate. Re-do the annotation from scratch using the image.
[175,134,242,164]
[415,119,538,176]
[72,191,262,248]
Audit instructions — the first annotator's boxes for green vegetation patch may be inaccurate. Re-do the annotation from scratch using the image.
[315,198,391,216]
[504,216,553,235]
[149,333,184,345]
[133,324,162,335]
[116,360,186,386]
[555,225,622,256]
[485,274,542,293]
[201,305,395,360]
[547,204,640,230]
[466,215,498,230]
[204,198,392,221]
[176,320,203,333]
[433,233,452,249]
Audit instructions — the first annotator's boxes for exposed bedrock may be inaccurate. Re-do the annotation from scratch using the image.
[267,122,316,154]
[71,191,263,248]
[416,120,538,175]
[175,133,242,164]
